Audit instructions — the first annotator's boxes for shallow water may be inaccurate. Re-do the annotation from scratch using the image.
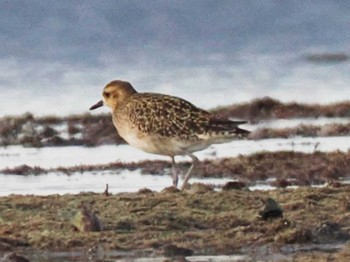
[1,243,344,262]
[1,252,249,262]
[2,169,349,196]
[0,170,233,196]
[1,136,350,170]
[1,135,350,196]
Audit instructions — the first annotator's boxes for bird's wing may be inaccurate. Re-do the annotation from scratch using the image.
[124,93,210,138]
[124,93,250,140]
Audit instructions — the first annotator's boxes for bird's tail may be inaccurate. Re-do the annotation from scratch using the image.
[199,118,250,143]
[210,119,250,136]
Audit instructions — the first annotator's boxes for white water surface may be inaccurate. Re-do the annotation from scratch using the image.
[0,170,235,196]
[1,136,350,170]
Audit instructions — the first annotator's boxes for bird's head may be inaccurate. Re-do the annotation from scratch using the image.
[90,80,137,111]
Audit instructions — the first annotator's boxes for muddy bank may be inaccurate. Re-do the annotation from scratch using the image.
[250,122,350,140]
[0,185,349,261]
[212,97,350,122]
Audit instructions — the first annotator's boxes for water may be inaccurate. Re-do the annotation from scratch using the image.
[1,2,350,117]
[1,135,350,196]
[2,136,350,170]
[0,251,249,262]
[2,52,350,117]
[0,171,233,196]
[0,243,344,261]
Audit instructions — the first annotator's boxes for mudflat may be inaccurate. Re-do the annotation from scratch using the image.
[0,184,349,261]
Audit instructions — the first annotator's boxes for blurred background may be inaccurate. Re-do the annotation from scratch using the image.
[1,0,350,116]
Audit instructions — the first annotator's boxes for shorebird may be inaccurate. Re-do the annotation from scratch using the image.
[90,80,249,191]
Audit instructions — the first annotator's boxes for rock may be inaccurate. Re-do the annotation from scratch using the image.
[0,252,30,262]
[186,183,213,194]
[270,179,292,188]
[162,244,194,257]
[259,198,283,220]
[312,221,350,244]
[138,188,154,194]
[161,186,181,194]
[222,181,247,191]
[71,206,102,232]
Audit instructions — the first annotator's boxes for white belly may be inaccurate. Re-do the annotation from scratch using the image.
[117,126,208,156]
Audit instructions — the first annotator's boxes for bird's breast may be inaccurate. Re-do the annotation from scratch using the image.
[114,121,205,156]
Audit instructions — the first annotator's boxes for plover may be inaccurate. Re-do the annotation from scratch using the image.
[90,80,249,191]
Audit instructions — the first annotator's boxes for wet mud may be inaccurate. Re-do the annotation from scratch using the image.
[0,185,349,261]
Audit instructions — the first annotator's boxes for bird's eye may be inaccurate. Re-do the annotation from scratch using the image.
[104,92,111,98]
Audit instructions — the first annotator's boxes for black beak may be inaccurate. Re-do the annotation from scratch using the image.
[89,100,104,110]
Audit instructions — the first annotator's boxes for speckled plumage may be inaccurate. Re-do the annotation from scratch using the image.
[90,80,249,190]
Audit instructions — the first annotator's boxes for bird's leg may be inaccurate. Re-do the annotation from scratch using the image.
[180,153,199,191]
[171,156,179,188]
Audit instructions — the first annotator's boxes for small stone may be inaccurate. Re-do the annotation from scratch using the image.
[259,198,283,220]
[222,181,247,191]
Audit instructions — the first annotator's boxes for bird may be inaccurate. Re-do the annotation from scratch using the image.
[90,80,249,191]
